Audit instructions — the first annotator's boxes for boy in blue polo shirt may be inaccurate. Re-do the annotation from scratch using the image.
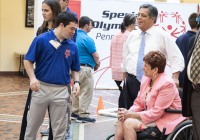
[24,12,80,140]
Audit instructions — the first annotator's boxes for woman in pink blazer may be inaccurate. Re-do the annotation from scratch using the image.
[114,51,186,140]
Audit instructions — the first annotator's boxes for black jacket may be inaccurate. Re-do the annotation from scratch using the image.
[182,29,200,117]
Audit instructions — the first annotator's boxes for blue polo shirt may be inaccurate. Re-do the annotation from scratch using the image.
[25,30,80,85]
[76,29,97,68]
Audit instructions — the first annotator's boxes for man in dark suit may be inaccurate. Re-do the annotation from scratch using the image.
[176,13,200,88]
[182,28,200,140]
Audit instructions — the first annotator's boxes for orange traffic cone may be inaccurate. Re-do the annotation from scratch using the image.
[96,96,104,114]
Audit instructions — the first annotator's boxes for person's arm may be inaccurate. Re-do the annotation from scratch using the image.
[172,72,180,86]
[121,33,131,73]
[92,52,100,71]
[163,32,185,87]
[71,70,80,96]
[84,37,100,71]
[24,60,40,92]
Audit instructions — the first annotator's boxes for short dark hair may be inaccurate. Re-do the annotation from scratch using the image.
[120,14,136,33]
[143,51,166,73]
[189,13,200,30]
[55,11,78,27]
[139,4,158,23]
[79,16,94,28]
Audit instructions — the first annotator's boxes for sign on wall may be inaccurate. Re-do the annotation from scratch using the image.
[81,0,197,89]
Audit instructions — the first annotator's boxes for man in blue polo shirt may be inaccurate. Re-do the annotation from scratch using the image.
[71,16,100,123]
[40,1,79,139]
[24,12,80,140]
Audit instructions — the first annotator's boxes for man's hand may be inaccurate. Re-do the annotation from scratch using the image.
[72,82,80,96]
[172,72,180,87]
[173,78,179,87]
[30,78,40,92]
[123,72,128,80]
[94,63,100,71]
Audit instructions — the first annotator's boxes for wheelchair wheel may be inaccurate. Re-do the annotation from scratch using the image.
[166,120,193,140]
[106,134,115,140]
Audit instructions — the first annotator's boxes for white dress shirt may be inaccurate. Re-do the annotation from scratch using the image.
[187,55,193,83]
[121,26,184,76]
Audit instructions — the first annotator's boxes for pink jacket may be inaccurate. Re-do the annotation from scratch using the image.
[129,73,186,134]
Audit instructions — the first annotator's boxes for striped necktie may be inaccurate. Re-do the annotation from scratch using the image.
[190,35,200,84]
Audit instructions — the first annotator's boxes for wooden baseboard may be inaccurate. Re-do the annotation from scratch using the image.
[0,71,19,76]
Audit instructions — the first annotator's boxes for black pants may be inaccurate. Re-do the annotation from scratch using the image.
[191,88,200,140]
[114,80,123,108]
[114,80,122,92]
[48,122,53,140]
[19,89,32,140]
[120,74,140,109]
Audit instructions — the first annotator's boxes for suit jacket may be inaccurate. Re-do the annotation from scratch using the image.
[129,73,186,134]
[182,29,200,117]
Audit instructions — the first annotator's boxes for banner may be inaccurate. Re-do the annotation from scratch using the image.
[81,0,197,89]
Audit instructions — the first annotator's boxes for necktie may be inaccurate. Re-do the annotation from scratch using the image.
[136,32,146,82]
[190,35,200,84]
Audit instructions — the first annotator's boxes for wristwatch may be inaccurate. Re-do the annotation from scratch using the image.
[74,81,80,85]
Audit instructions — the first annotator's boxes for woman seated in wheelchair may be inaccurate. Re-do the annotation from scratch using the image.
[114,51,186,140]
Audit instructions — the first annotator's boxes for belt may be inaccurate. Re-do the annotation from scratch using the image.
[80,64,92,69]
[192,83,200,90]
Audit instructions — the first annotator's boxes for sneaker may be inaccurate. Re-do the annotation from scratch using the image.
[76,116,96,123]
[71,113,79,120]
[40,128,49,136]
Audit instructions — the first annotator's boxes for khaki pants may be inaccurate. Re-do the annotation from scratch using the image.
[25,81,69,140]
[72,66,94,117]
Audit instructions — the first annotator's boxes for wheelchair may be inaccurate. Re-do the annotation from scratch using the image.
[106,88,193,140]
[106,119,192,140]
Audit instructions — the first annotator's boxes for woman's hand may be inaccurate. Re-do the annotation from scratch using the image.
[118,108,141,122]
[117,108,128,121]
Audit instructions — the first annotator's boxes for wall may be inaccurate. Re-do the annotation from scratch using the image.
[0,0,34,72]
[180,0,199,3]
